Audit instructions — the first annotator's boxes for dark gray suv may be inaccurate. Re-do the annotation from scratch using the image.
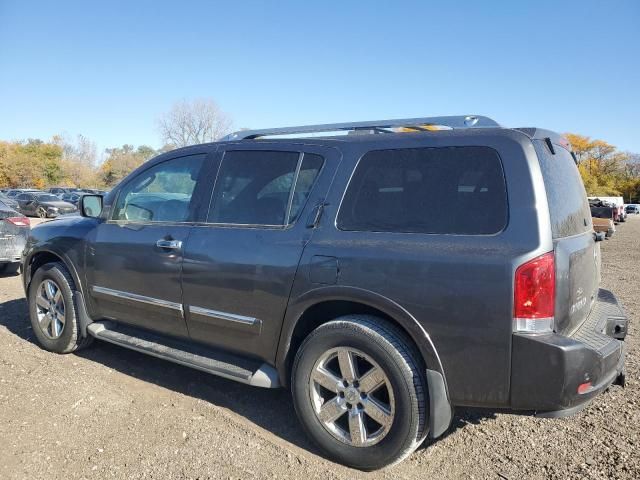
[21,116,627,469]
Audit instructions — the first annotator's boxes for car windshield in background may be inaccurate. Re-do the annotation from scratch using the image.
[36,194,61,202]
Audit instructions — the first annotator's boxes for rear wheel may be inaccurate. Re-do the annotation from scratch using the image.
[28,262,93,353]
[292,315,427,470]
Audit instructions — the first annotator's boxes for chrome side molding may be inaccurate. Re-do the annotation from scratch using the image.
[188,305,258,326]
[91,286,183,312]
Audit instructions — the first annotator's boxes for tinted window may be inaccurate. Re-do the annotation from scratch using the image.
[36,194,61,202]
[112,154,204,222]
[209,151,322,226]
[534,141,591,238]
[338,146,507,235]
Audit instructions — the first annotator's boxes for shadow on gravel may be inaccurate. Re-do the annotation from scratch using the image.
[0,298,33,343]
[0,295,493,458]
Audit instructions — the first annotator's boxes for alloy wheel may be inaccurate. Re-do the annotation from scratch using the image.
[309,347,395,447]
[34,279,66,339]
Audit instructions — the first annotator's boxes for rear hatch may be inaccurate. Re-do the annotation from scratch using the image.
[534,140,599,335]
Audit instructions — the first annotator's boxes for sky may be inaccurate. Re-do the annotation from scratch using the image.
[1,0,639,158]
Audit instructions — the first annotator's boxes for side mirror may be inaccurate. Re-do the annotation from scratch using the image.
[80,195,103,218]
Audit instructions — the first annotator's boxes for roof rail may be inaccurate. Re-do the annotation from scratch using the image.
[224,115,500,140]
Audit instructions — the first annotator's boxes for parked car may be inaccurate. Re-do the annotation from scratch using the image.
[15,192,77,218]
[592,217,615,238]
[589,196,626,222]
[21,115,627,470]
[0,198,30,274]
[625,204,640,215]
[46,187,82,198]
[6,188,41,198]
[0,192,20,209]
[60,192,88,207]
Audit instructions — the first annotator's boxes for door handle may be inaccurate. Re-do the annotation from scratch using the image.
[156,239,183,250]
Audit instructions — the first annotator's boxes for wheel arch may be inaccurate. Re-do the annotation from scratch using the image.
[276,286,453,438]
[24,248,83,297]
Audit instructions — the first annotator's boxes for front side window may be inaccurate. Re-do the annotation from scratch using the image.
[338,146,508,235]
[112,154,205,223]
[209,151,323,226]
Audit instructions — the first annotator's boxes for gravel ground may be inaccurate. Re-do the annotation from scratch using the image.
[0,217,638,480]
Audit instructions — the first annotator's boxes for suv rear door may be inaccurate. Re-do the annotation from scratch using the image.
[534,140,598,334]
[181,143,341,362]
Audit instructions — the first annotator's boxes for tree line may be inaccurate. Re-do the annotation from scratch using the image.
[1,101,639,202]
[0,99,232,190]
[566,133,640,202]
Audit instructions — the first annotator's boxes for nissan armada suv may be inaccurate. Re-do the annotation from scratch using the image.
[21,116,627,470]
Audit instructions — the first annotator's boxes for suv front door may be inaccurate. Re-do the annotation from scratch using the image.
[181,144,341,361]
[86,151,210,338]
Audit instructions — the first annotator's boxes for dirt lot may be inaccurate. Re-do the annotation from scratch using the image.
[0,217,638,480]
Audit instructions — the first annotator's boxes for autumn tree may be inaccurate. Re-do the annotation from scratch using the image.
[157,98,233,148]
[101,145,156,187]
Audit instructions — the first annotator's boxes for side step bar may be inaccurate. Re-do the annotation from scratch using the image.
[87,322,280,388]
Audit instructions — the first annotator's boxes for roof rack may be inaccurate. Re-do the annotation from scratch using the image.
[224,115,500,141]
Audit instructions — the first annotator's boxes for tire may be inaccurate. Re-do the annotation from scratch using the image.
[37,206,48,218]
[27,262,93,353]
[0,262,20,275]
[291,315,427,470]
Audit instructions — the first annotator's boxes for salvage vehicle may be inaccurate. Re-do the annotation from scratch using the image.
[592,217,615,238]
[0,198,30,274]
[0,192,20,210]
[15,192,77,218]
[6,188,41,198]
[625,204,639,215]
[21,115,627,470]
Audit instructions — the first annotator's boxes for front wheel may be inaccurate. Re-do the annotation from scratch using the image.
[292,315,427,470]
[28,262,93,353]
[37,206,48,218]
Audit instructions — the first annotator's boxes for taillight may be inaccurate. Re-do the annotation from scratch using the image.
[4,216,30,227]
[513,252,555,333]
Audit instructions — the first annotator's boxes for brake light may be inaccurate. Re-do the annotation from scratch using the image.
[514,252,555,333]
[4,216,30,227]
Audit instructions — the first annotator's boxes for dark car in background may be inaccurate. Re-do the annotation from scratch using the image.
[0,192,20,209]
[47,187,85,197]
[60,192,88,207]
[6,188,41,198]
[15,192,77,218]
[0,198,30,274]
[21,115,627,469]
[626,204,640,215]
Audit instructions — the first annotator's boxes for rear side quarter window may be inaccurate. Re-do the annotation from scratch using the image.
[534,141,591,238]
[337,146,508,235]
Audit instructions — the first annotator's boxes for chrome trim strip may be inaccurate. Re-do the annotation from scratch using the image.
[92,286,183,312]
[188,305,258,326]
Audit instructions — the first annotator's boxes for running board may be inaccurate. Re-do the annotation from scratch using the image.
[87,321,280,388]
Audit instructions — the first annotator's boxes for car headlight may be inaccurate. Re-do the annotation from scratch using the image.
[47,206,59,212]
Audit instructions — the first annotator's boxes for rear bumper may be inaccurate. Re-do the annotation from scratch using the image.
[510,289,627,415]
[0,233,28,264]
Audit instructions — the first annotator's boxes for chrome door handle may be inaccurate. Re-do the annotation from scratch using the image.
[156,239,182,250]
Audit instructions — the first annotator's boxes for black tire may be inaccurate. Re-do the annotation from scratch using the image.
[292,315,427,470]
[28,262,93,353]
[0,262,20,275]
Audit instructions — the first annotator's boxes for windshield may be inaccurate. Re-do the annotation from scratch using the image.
[36,194,61,202]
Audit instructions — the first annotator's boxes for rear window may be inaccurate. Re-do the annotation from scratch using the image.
[534,141,591,238]
[337,146,508,235]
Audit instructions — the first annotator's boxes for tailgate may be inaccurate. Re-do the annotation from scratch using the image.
[554,232,600,335]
